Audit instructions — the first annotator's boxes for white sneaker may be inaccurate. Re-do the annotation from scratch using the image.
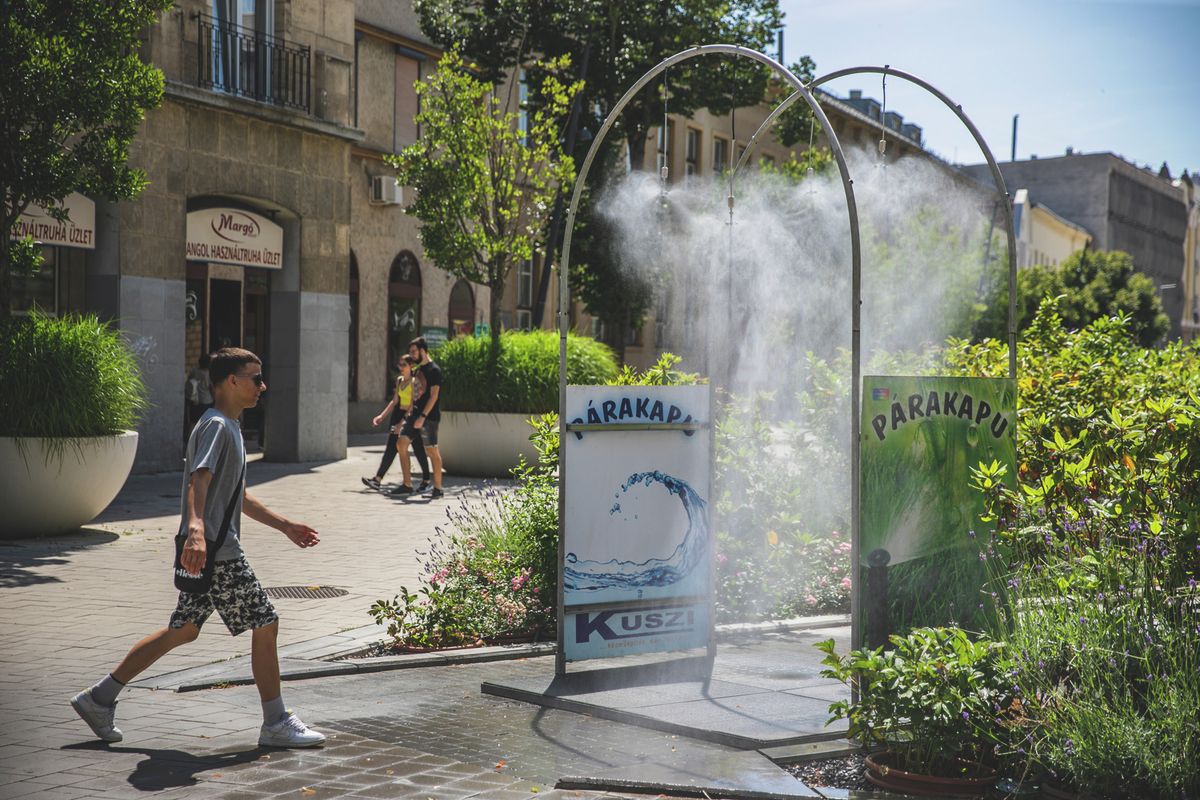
[70,689,123,743]
[258,712,326,748]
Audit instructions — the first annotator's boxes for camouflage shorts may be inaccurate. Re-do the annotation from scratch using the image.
[169,556,278,637]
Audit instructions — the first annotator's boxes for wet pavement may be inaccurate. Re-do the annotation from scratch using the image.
[0,439,892,799]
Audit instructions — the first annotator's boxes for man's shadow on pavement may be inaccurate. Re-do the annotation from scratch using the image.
[63,741,269,792]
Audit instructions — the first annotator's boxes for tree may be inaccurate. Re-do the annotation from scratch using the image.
[413,0,790,351]
[388,51,581,355]
[974,249,1169,347]
[1,0,173,317]
[416,0,784,172]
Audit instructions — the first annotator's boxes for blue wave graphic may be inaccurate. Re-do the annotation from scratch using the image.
[565,470,709,592]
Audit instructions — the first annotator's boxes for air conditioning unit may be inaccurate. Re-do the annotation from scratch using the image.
[369,175,403,206]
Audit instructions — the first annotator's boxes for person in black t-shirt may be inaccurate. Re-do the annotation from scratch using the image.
[394,336,443,499]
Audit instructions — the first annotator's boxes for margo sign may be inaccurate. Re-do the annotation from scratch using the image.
[186,208,283,269]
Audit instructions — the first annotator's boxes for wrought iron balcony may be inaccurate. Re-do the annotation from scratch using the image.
[196,14,311,113]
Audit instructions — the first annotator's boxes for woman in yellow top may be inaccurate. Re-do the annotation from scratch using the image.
[361,356,419,490]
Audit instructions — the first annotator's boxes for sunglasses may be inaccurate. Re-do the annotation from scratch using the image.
[236,371,266,387]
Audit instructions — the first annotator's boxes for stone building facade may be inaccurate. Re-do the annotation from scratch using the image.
[10,0,362,472]
[11,0,967,463]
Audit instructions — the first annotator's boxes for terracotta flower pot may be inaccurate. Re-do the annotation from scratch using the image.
[865,751,996,797]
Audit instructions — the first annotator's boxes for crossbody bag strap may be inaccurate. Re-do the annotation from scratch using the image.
[208,463,246,559]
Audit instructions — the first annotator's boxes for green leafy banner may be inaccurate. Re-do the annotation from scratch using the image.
[860,376,1017,565]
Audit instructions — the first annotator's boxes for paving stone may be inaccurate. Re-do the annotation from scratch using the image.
[1,445,847,800]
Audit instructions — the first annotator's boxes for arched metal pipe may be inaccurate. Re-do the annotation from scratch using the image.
[554,44,863,673]
[736,65,1019,378]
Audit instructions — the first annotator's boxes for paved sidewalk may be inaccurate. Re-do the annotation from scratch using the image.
[0,440,851,799]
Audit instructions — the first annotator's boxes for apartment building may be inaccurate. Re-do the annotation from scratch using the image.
[1011,189,1092,269]
[963,152,1191,338]
[10,0,966,460]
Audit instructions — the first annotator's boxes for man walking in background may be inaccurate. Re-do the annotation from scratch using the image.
[397,336,444,499]
[70,347,327,749]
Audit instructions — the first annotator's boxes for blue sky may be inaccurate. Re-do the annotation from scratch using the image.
[777,0,1199,175]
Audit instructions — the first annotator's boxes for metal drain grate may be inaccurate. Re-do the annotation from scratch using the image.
[263,585,349,600]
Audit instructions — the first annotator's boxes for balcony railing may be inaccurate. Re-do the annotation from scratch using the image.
[197,14,311,113]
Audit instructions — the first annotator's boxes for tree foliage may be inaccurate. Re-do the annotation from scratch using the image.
[387,51,581,353]
[415,0,784,169]
[413,0,790,348]
[0,0,173,316]
[974,249,1169,347]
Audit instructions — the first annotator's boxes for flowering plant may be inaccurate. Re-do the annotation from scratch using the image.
[369,415,559,647]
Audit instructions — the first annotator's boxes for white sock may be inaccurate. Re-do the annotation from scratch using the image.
[91,674,124,707]
[262,695,286,724]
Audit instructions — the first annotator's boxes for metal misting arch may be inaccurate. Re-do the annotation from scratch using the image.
[735,65,1018,378]
[554,46,1018,674]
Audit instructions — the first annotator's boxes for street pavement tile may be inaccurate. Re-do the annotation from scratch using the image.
[6,788,94,800]
[1,449,847,800]
[234,773,327,794]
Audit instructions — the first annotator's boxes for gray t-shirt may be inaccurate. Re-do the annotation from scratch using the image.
[178,408,246,562]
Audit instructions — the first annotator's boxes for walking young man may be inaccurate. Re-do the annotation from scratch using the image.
[70,348,326,748]
[392,336,443,499]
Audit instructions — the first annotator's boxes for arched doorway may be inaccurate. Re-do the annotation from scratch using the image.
[448,279,475,339]
[387,251,421,393]
[348,252,359,401]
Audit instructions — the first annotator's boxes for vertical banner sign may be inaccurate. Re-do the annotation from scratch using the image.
[563,385,711,662]
[859,376,1017,632]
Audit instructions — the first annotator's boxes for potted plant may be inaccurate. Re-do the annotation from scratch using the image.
[817,626,1013,796]
[0,312,147,537]
[434,329,617,477]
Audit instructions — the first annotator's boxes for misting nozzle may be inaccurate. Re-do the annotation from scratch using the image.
[878,138,887,157]
[806,166,814,179]
[660,165,669,182]
[727,194,735,212]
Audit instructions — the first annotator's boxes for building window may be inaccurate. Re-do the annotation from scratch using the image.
[712,136,728,174]
[517,258,533,309]
[8,246,87,316]
[657,120,674,174]
[387,251,421,395]
[625,320,642,348]
[761,153,776,169]
[591,317,606,341]
[685,128,700,181]
[448,279,474,339]
[516,308,532,331]
[518,69,529,146]
[394,53,421,151]
[199,0,311,113]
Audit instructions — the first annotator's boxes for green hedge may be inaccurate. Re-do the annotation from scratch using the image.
[434,330,617,414]
[0,313,147,438]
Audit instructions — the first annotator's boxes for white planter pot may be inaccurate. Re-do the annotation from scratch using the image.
[0,431,139,538]
[438,411,538,478]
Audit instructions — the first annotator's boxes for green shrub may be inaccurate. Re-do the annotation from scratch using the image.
[0,312,147,439]
[818,627,1014,776]
[434,330,617,414]
[959,301,1200,796]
